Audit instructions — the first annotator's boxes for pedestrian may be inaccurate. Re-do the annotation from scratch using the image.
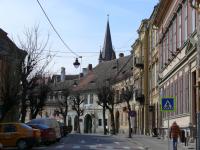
[169,121,181,150]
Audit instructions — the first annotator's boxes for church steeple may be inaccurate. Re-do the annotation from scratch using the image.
[99,49,103,63]
[101,15,116,62]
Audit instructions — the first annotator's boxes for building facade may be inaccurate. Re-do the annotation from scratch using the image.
[132,19,150,135]
[0,28,26,121]
[154,0,197,137]
[147,5,160,135]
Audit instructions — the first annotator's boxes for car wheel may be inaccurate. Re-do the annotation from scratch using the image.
[56,138,61,142]
[17,140,28,150]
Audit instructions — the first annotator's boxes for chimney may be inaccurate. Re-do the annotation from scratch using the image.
[61,67,65,82]
[82,68,88,76]
[88,64,93,71]
[119,53,124,58]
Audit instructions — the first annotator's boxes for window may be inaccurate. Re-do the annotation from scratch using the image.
[90,94,93,104]
[84,94,88,104]
[98,119,102,126]
[184,1,188,42]
[163,37,166,65]
[167,33,169,61]
[191,0,196,33]
[160,42,163,69]
[152,64,155,87]
[4,124,16,133]
[178,9,182,48]
[172,19,177,53]
[169,26,173,54]
[152,30,155,49]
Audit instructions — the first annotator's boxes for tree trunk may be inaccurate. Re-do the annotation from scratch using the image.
[20,88,27,123]
[63,115,67,126]
[128,115,132,138]
[20,103,27,123]
[103,105,107,135]
[127,102,132,138]
[110,109,115,135]
[77,114,80,133]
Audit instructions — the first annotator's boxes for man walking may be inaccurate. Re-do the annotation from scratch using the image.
[170,121,181,150]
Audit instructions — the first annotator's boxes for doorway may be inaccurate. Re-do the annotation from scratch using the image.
[84,114,92,133]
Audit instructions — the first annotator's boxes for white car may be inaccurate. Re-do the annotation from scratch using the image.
[27,118,61,141]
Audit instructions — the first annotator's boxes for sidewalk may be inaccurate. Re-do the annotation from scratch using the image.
[113,134,196,150]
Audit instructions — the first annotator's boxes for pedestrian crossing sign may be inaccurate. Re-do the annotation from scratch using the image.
[160,97,176,112]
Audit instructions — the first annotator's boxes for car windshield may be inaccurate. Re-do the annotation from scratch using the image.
[20,123,32,129]
[28,124,49,129]
[27,119,45,125]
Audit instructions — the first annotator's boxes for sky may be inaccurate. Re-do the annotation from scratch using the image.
[0,0,158,75]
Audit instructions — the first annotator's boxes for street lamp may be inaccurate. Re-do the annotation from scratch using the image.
[73,58,80,68]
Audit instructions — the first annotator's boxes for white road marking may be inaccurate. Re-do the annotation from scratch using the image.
[114,142,120,145]
[55,145,65,149]
[137,146,145,150]
[80,140,85,144]
[72,145,81,149]
[89,145,97,149]
[123,147,131,149]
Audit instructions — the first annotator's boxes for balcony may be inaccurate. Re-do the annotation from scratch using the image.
[135,89,144,104]
[134,56,144,69]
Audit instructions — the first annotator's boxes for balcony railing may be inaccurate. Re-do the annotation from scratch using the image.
[135,89,144,104]
[134,56,144,69]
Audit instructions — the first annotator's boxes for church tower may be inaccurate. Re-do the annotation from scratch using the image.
[99,16,116,63]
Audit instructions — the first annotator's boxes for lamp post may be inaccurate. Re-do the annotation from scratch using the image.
[73,56,82,87]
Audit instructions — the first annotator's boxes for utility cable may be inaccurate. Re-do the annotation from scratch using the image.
[36,0,79,57]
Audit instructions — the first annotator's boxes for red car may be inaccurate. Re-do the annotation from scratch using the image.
[27,124,56,145]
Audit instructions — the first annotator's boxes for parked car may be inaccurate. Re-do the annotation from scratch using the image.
[27,124,56,145]
[0,123,41,150]
[27,118,61,141]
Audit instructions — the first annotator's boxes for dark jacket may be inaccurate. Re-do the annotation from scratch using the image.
[170,123,180,139]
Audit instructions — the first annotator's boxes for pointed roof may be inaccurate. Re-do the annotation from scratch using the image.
[102,17,116,61]
[99,50,103,63]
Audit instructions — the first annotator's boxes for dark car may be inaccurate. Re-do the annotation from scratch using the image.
[27,124,56,145]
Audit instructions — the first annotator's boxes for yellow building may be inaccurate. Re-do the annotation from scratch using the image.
[132,19,149,134]
[147,5,159,135]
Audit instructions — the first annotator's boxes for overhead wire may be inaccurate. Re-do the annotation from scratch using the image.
[36,0,79,57]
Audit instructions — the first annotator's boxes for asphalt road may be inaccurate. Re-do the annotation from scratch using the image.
[33,133,144,150]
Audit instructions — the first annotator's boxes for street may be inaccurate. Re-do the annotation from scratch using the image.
[33,134,144,150]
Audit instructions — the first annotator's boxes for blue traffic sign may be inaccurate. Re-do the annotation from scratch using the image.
[160,97,176,112]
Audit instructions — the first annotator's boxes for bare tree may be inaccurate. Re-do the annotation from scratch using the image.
[18,25,52,122]
[97,83,116,135]
[97,86,108,135]
[56,88,70,126]
[71,93,84,133]
[29,81,50,119]
[121,86,134,138]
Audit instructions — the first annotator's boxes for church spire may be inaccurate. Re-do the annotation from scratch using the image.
[99,48,103,63]
[101,15,116,62]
